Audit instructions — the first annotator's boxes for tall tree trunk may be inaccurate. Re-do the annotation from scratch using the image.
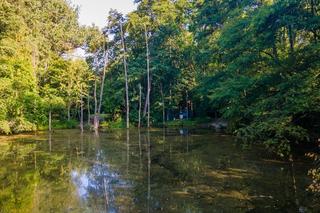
[288,25,295,56]
[67,102,71,121]
[120,22,130,129]
[93,76,99,131]
[160,83,165,126]
[87,91,91,126]
[138,84,142,128]
[168,88,172,121]
[48,110,52,132]
[144,25,151,128]
[80,95,84,132]
[95,41,108,132]
[186,90,189,120]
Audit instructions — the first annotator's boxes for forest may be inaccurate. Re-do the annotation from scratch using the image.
[0,1,319,156]
[0,0,320,210]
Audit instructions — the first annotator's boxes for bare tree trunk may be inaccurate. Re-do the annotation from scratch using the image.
[186,90,189,120]
[143,92,148,116]
[288,25,295,56]
[67,102,71,121]
[168,88,172,121]
[93,76,99,132]
[144,25,151,128]
[49,110,52,132]
[160,83,165,126]
[120,22,130,129]
[138,84,142,128]
[80,95,84,132]
[87,91,91,126]
[95,41,108,132]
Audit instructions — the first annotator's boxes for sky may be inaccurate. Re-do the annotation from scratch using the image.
[71,0,137,29]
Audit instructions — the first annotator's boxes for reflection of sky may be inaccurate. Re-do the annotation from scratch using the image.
[70,151,130,212]
[71,171,89,197]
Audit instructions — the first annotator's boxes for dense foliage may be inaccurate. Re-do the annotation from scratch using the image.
[0,0,98,133]
[97,0,320,155]
[0,0,319,157]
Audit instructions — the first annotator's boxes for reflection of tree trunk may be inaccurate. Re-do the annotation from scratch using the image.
[49,132,52,152]
[103,178,109,210]
[48,110,52,131]
[147,130,151,213]
[34,151,37,169]
[169,136,172,159]
[289,155,300,209]
[80,132,83,157]
[186,133,189,153]
[120,22,130,129]
[138,84,142,128]
[163,128,165,152]
[139,129,142,170]
[126,129,130,175]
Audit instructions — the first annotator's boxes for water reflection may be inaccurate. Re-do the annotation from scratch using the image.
[0,129,318,212]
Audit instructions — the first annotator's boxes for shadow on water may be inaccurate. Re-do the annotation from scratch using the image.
[0,128,319,212]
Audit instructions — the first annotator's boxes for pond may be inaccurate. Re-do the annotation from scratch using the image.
[0,129,318,212]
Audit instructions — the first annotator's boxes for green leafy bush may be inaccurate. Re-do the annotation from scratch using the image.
[9,118,36,133]
[0,120,11,134]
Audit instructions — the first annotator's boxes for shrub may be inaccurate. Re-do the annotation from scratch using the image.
[10,118,36,133]
[0,120,11,134]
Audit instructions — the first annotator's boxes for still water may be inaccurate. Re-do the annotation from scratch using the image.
[0,129,318,212]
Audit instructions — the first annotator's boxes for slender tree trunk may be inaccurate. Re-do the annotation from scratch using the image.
[49,110,52,132]
[138,84,142,128]
[80,95,84,132]
[288,25,294,56]
[93,76,99,131]
[67,102,71,121]
[145,25,151,128]
[168,88,172,121]
[186,90,189,120]
[143,92,148,116]
[120,22,130,129]
[87,91,91,126]
[160,83,165,126]
[95,42,108,132]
